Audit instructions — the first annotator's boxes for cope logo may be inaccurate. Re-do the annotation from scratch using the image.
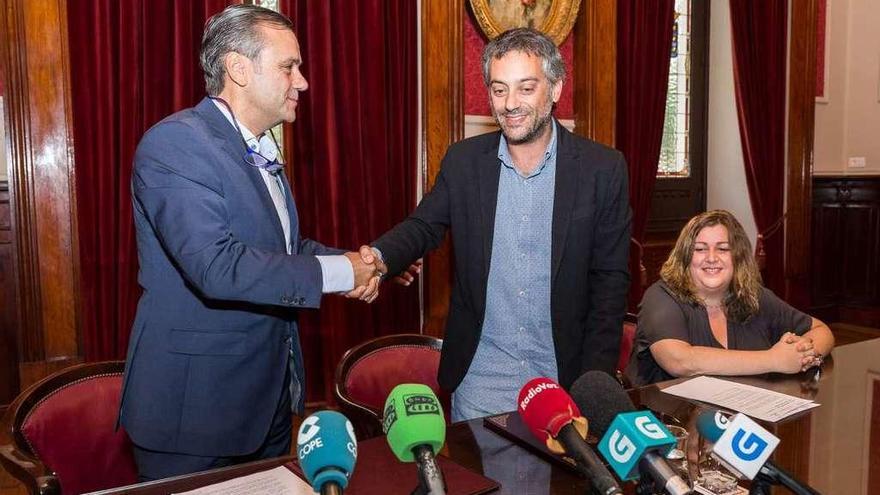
[634,415,668,440]
[731,429,768,461]
[298,415,320,444]
[297,416,323,458]
[404,394,440,416]
[382,402,398,433]
[608,429,637,463]
[345,419,358,458]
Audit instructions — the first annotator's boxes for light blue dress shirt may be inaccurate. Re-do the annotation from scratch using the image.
[452,123,559,422]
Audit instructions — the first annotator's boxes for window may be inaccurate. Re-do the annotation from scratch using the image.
[646,0,707,238]
[658,0,692,178]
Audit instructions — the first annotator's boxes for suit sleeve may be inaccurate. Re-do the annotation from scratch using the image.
[371,155,453,276]
[133,121,325,308]
[582,152,633,374]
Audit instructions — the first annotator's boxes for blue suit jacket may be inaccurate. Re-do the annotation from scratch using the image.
[119,97,341,456]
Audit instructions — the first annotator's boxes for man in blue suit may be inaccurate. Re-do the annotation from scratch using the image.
[119,5,380,480]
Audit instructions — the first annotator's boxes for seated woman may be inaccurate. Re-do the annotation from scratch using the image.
[626,210,834,386]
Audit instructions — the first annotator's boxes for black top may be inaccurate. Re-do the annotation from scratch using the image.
[625,281,813,386]
[373,122,632,391]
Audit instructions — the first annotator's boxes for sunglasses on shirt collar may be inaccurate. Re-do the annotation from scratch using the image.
[209,96,285,175]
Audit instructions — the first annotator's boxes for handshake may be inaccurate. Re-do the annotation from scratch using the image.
[342,245,422,303]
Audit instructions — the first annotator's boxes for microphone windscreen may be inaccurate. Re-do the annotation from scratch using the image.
[695,409,730,443]
[296,410,357,490]
[383,383,446,462]
[570,370,634,438]
[517,377,580,443]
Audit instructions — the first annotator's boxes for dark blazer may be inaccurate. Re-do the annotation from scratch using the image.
[374,122,631,391]
[119,98,342,457]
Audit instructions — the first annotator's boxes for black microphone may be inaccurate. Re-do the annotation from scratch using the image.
[571,371,692,495]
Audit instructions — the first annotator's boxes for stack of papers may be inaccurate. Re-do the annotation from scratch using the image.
[660,376,819,422]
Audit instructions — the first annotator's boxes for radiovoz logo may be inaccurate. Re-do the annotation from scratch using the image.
[518,381,560,410]
[382,402,398,433]
[731,429,768,461]
[404,394,440,415]
[634,415,668,440]
[608,429,637,464]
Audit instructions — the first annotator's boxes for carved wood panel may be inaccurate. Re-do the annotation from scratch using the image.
[0,181,20,406]
[812,177,880,312]
[0,0,82,389]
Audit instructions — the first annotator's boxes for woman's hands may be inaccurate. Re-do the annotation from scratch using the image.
[769,332,822,373]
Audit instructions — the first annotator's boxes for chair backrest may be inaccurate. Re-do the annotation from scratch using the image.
[2,361,137,494]
[617,313,638,373]
[334,334,447,438]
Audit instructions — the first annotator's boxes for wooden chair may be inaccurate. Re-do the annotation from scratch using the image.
[334,334,448,439]
[0,361,137,495]
[617,313,638,388]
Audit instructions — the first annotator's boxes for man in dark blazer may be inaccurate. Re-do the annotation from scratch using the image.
[119,5,380,480]
[369,28,631,421]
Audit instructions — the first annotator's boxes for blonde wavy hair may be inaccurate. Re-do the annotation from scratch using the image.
[659,210,762,322]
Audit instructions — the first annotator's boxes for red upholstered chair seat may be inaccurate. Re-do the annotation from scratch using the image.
[344,345,444,412]
[1,362,137,495]
[335,334,448,439]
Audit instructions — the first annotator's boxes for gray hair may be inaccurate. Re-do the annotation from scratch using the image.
[200,4,295,95]
[481,28,566,86]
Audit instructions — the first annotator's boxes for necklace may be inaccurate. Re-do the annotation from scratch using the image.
[704,302,725,310]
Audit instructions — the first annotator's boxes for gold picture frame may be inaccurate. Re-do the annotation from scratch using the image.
[469,0,582,46]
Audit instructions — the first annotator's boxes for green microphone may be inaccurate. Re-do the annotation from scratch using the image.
[383,384,447,495]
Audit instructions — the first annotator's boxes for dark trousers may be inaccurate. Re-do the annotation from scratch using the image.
[132,368,293,482]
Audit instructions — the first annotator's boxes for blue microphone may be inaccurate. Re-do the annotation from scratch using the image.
[571,371,691,495]
[296,410,358,494]
[695,410,820,495]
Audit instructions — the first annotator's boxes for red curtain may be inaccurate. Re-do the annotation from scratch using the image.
[69,0,235,361]
[729,0,788,293]
[616,0,676,307]
[283,0,420,404]
[70,0,420,404]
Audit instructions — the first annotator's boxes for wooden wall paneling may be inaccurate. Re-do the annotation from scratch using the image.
[0,0,82,389]
[812,177,880,319]
[785,0,817,309]
[420,0,463,337]
[573,0,616,147]
[0,181,20,407]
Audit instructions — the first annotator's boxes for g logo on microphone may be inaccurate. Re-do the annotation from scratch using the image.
[298,415,320,445]
[608,430,637,463]
[634,415,667,440]
[714,412,729,430]
[731,429,768,461]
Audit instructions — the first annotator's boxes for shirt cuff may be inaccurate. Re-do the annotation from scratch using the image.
[316,255,354,293]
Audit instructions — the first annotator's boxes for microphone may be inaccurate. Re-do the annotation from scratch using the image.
[383,384,447,495]
[517,377,623,495]
[571,371,691,495]
[695,410,820,495]
[296,410,358,495]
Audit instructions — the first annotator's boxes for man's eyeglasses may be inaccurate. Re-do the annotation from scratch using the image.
[209,96,285,175]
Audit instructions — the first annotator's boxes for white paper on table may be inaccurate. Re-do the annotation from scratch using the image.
[660,376,820,422]
[173,466,313,495]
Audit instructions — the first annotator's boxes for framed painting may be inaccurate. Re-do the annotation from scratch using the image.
[469,0,582,45]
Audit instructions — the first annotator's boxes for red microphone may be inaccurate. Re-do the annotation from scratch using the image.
[517,378,623,495]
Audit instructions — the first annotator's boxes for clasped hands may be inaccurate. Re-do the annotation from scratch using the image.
[342,245,422,304]
[771,331,822,373]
